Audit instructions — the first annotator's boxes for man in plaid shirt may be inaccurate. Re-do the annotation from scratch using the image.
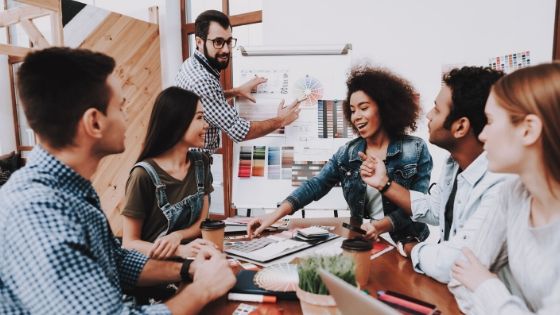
[175,10,302,151]
[0,47,235,314]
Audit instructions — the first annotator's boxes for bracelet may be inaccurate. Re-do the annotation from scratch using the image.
[378,178,392,194]
[180,258,195,282]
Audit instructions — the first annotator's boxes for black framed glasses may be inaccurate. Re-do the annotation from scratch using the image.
[205,37,237,49]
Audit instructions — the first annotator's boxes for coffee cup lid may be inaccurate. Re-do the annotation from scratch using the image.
[341,237,373,251]
[200,219,225,230]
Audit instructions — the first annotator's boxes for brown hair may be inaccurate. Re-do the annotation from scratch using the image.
[17,47,115,148]
[492,62,560,188]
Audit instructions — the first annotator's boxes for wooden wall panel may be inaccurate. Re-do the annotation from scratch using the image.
[81,13,161,236]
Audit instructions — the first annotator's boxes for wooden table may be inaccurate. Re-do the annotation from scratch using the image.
[201,218,461,314]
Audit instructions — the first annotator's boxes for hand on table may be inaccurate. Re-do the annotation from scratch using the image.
[149,232,182,259]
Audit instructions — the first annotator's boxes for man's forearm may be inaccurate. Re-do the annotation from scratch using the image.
[244,118,283,141]
[137,259,182,287]
[166,283,212,315]
[224,88,237,99]
[381,181,413,216]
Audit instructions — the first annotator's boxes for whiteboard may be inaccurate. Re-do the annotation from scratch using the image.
[231,45,353,210]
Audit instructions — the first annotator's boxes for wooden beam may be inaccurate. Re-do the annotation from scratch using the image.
[180,0,188,60]
[0,43,33,57]
[8,55,24,64]
[8,64,22,150]
[50,11,63,45]
[554,0,560,59]
[222,0,229,15]
[182,10,262,35]
[16,0,60,12]
[230,11,262,27]
[148,6,159,24]
[0,5,51,27]
[19,18,50,48]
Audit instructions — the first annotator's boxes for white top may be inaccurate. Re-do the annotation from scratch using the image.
[449,178,560,314]
[365,185,384,220]
[409,153,507,283]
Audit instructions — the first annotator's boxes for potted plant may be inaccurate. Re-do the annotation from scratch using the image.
[296,255,356,312]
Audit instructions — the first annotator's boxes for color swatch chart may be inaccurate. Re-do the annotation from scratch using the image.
[488,51,530,73]
[238,146,294,180]
[291,161,327,186]
[317,100,354,139]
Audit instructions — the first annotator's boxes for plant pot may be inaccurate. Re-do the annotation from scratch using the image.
[296,286,339,315]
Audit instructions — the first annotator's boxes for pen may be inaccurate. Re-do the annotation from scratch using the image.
[377,291,433,314]
[228,293,277,303]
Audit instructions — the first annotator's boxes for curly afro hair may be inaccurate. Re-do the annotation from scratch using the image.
[343,65,420,139]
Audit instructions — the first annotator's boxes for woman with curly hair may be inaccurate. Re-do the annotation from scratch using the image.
[247,66,433,244]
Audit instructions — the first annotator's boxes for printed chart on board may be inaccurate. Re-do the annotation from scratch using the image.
[231,45,353,210]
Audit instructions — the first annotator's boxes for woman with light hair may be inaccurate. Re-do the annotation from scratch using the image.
[449,62,560,314]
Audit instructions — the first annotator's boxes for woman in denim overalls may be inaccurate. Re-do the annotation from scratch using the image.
[121,87,213,261]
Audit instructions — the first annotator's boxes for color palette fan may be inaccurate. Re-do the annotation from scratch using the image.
[254,263,298,292]
[294,75,324,106]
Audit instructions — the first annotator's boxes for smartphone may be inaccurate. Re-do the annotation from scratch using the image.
[342,222,367,235]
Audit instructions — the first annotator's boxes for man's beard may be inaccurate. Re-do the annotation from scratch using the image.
[204,43,230,70]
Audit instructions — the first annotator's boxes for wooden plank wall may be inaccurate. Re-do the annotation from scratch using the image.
[80,13,161,236]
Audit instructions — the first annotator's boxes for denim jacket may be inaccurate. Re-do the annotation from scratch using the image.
[284,136,433,242]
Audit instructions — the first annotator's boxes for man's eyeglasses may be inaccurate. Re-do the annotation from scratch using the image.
[205,37,237,49]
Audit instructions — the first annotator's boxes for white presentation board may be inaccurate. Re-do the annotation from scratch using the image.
[231,45,353,211]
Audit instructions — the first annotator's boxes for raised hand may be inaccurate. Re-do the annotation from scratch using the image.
[358,151,388,190]
[276,99,301,127]
[236,76,268,102]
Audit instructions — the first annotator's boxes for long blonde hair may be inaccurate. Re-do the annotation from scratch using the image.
[492,62,560,188]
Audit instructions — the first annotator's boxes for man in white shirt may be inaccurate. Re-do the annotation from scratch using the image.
[359,66,507,283]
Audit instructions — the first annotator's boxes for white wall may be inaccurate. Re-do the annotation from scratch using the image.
[263,0,556,180]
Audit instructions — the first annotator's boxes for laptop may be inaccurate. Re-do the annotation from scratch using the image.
[318,269,400,315]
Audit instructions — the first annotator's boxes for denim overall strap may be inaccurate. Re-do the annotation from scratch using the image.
[132,162,170,209]
[190,151,205,195]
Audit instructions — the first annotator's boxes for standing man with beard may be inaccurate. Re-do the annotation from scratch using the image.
[175,10,301,152]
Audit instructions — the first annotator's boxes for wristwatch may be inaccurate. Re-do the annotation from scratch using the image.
[180,258,195,282]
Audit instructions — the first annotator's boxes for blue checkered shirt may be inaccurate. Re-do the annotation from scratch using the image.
[175,50,250,151]
[0,146,170,314]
